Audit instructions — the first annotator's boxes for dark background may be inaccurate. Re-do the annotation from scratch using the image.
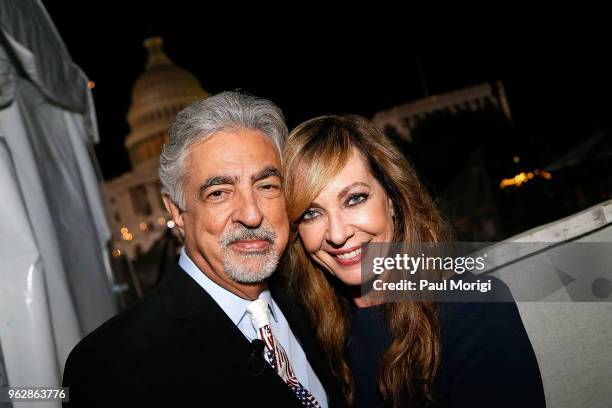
[40,3,611,241]
[42,4,610,180]
[36,3,612,298]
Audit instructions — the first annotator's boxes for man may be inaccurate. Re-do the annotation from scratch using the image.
[63,92,346,407]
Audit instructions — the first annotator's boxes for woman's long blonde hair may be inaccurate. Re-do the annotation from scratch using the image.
[283,115,452,407]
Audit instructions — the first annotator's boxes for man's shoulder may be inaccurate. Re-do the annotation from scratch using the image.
[62,285,172,389]
[65,263,234,369]
[68,286,166,359]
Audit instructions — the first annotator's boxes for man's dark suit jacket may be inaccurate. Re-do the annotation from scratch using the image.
[62,263,346,407]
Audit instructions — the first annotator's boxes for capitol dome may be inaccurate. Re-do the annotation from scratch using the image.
[125,36,208,168]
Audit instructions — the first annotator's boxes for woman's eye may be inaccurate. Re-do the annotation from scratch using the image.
[301,209,320,221]
[347,193,368,206]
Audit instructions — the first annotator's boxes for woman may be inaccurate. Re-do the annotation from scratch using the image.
[282,115,545,407]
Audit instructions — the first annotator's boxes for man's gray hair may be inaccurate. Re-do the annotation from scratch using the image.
[159,91,287,210]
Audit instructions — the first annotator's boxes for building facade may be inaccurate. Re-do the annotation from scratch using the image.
[104,36,208,260]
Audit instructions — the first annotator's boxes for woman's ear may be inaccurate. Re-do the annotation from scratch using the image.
[388,197,395,221]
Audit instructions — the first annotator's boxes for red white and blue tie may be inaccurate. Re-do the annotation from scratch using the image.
[247,298,322,408]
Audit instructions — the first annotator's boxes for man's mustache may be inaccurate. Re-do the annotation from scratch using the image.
[219,224,277,247]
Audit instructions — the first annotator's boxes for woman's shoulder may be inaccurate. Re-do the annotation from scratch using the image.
[438,275,524,344]
[434,275,546,407]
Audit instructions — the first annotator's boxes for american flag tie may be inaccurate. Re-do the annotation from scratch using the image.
[247,298,322,408]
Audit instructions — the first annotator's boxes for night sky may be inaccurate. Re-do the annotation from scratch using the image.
[42,3,610,181]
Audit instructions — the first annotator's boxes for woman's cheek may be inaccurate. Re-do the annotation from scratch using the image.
[357,199,392,234]
[348,206,380,232]
[298,225,323,255]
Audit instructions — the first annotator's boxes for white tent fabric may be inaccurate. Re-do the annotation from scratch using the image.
[0,0,118,399]
[481,200,612,408]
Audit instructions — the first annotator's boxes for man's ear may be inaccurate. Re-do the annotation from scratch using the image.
[162,195,185,236]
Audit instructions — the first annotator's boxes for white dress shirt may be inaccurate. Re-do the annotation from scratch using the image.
[179,248,328,407]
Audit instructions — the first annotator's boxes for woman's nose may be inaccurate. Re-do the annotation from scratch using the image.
[325,210,354,246]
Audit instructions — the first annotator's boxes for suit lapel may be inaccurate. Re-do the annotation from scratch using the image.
[159,263,346,407]
[158,264,301,404]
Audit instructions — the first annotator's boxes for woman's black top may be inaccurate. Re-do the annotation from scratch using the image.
[346,298,546,407]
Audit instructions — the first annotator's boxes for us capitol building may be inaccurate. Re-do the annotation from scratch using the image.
[104,37,208,261]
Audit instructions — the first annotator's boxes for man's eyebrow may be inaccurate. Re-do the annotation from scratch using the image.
[251,166,282,183]
[198,175,238,194]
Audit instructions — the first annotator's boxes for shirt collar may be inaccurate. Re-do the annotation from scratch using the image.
[178,248,277,326]
[259,287,278,322]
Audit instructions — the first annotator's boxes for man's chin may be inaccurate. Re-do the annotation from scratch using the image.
[223,255,279,284]
[227,269,275,284]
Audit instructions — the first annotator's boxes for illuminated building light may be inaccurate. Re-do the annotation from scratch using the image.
[157,217,166,225]
[499,169,553,189]
[167,220,175,229]
[112,249,122,257]
[139,222,148,231]
[87,80,96,89]
[539,170,552,180]
[513,156,520,163]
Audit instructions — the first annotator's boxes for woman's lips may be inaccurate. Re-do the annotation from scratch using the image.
[331,247,362,266]
[230,240,271,251]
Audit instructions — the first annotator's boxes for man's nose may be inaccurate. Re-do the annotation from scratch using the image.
[232,189,264,228]
[325,210,354,247]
